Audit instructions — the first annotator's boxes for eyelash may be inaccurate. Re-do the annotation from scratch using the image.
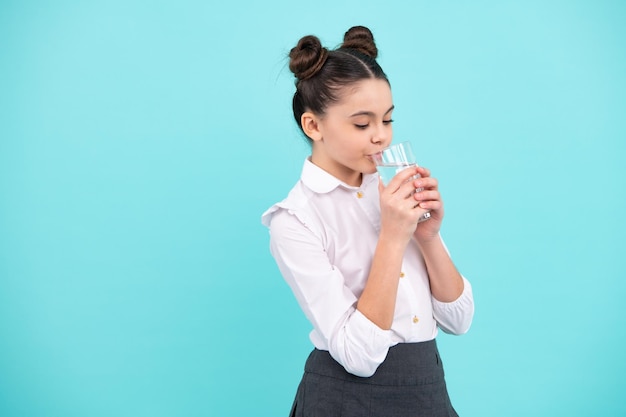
[355,120,394,129]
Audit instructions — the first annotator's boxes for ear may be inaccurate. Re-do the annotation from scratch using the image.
[301,112,323,142]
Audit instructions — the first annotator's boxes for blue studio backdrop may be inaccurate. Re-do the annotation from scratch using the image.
[1,1,625,416]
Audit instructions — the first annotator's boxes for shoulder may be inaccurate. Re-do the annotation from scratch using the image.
[261,180,318,230]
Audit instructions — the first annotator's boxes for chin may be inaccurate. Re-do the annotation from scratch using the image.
[360,158,378,175]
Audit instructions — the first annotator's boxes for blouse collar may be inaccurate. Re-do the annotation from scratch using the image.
[300,158,379,194]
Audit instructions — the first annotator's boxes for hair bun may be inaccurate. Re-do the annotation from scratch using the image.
[341,26,378,59]
[289,35,329,81]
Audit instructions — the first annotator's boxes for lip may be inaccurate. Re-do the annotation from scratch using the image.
[367,152,382,162]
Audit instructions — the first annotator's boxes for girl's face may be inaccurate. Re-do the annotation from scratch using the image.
[307,78,394,187]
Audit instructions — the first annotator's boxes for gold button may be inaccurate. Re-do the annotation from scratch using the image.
[356,191,364,198]
[412,316,419,324]
[399,272,405,278]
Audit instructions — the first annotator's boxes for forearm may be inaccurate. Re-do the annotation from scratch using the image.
[417,235,464,302]
[356,232,405,330]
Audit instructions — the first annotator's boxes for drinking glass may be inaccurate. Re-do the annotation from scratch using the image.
[373,141,431,222]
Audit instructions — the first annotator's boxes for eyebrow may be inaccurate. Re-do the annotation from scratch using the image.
[349,105,395,118]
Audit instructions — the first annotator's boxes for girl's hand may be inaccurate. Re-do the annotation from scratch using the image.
[411,166,444,242]
[378,166,431,247]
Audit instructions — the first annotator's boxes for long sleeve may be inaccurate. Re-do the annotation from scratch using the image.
[268,208,393,377]
[430,238,475,334]
[431,276,474,334]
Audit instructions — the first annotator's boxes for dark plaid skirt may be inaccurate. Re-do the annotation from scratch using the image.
[289,339,459,417]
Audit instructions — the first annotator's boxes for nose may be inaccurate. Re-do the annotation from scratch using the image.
[371,123,391,146]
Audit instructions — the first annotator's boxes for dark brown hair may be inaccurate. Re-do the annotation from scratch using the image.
[288,26,389,139]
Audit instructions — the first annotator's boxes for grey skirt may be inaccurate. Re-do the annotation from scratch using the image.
[289,339,458,417]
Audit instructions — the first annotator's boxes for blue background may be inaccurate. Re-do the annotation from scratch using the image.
[1,1,625,416]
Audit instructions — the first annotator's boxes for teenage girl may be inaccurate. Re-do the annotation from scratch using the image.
[262,25,475,417]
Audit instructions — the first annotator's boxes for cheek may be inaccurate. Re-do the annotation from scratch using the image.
[323,126,345,143]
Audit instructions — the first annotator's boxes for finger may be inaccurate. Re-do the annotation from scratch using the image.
[396,179,422,198]
[411,201,432,217]
[416,166,431,178]
[417,199,443,211]
[413,190,441,203]
[386,166,421,192]
[413,176,438,191]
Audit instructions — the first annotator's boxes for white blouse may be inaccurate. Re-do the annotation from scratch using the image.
[262,159,474,377]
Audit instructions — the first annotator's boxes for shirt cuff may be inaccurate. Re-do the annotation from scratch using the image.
[330,308,393,378]
[431,276,474,335]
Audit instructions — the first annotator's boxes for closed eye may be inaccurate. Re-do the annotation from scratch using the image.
[354,119,393,130]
